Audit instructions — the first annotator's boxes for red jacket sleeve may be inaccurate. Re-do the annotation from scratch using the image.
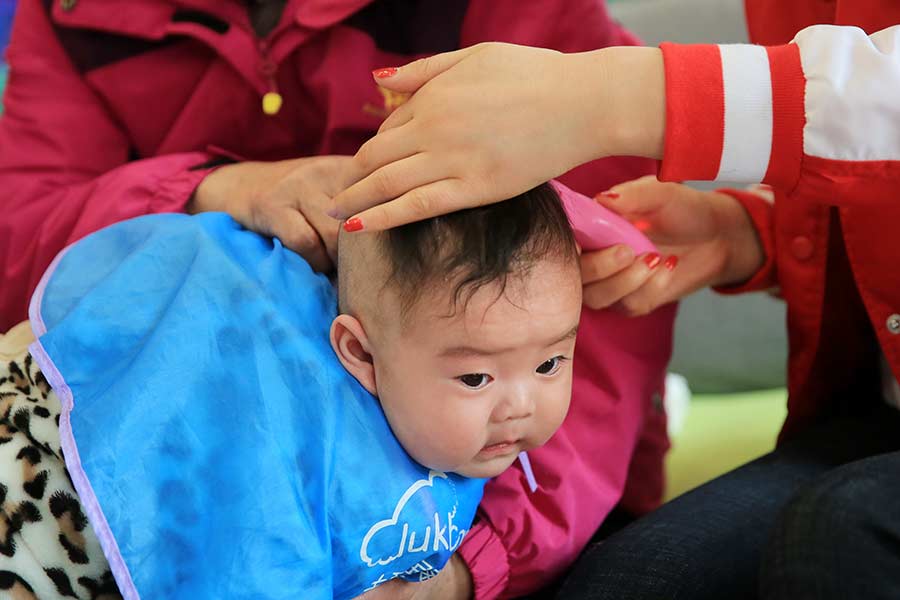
[658,25,900,203]
[712,188,779,295]
[0,1,214,331]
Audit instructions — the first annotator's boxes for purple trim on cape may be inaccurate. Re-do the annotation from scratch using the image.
[27,245,72,334]
[517,452,538,493]
[28,247,141,600]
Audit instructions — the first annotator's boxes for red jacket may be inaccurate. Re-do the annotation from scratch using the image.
[0,0,651,331]
[0,2,663,598]
[659,1,900,437]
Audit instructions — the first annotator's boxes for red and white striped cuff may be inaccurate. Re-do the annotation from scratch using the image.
[658,42,804,189]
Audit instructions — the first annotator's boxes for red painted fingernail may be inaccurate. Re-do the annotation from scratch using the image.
[643,253,661,269]
[595,191,620,200]
[372,67,398,79]
[664,255,679,270]
[758,183,773,190]
[343,217,364,232]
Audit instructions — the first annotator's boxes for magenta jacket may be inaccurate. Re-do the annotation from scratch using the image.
[0,1,668,596]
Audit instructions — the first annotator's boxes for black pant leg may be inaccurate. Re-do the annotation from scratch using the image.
[761,449,900,600]
[555,406,900,600]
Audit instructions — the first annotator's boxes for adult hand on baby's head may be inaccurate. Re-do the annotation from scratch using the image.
[332,42,662,232]
[189,155,358,272]
[353,555,473,600]
[581,176,765,316]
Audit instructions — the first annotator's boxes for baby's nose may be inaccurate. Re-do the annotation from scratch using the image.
[495,384,535,422]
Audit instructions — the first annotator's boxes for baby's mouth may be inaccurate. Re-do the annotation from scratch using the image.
[479,439,521,458]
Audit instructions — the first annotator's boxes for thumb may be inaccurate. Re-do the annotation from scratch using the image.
[372,46,480,93]
[595,175,670,217]
[269,207,332,273]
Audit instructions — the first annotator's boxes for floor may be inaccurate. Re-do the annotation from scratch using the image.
[666,388,787,500]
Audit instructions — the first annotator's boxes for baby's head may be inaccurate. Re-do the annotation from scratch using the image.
[330,183,582,478]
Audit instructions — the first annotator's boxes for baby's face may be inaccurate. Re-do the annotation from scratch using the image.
[370,257,582,478]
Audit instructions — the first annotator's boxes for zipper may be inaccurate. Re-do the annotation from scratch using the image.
[258,40,282,116]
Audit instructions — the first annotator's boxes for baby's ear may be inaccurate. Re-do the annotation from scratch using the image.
[330,314,377,395]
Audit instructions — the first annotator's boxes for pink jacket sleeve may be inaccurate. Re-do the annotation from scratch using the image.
[0,1,214,331]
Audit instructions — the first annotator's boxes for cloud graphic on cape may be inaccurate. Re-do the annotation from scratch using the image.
[359,470,459,567]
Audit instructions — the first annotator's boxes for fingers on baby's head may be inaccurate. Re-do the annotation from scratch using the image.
[338,182,579,322]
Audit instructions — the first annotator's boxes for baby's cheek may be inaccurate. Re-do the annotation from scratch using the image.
[432,403,490,460]
[396,401,481,470]
[537,383,573,442]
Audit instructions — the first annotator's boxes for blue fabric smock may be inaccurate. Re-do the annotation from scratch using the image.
[29,213,485,600]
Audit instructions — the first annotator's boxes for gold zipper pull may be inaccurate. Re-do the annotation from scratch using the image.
[262,91,282,116]
[258,48,282,116]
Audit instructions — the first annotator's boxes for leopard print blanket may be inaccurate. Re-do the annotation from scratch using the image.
[0,325,121,599]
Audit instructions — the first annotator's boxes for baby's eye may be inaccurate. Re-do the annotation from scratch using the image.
[458,373,492,390]
[536,356,567,376]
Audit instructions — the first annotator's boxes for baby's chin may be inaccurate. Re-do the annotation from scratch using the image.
[449,453,520,479]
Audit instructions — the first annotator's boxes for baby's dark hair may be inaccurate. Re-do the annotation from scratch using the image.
[338,183,578,314]
[338,182,577,317]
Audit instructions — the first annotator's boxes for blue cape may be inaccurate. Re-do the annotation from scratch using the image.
[29,213,485,600]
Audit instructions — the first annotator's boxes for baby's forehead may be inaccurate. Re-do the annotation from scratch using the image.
[397,258,580,333]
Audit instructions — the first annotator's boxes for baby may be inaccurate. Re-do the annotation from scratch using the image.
[12,182,586,599]
[330,182,583,478]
